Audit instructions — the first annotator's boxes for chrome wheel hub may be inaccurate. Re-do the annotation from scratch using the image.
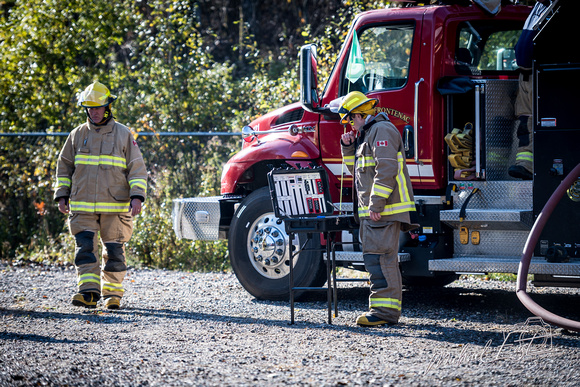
[247,212,296,279]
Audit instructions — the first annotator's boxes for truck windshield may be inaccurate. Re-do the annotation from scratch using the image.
[342,23,414,94]
[455,20,523,75]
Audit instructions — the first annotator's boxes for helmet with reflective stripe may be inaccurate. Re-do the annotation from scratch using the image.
[78,81,117,108]
[338,91,378,124]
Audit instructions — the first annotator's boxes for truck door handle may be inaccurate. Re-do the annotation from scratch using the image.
[475,84,482,178]
[404,125,414,159]
[414,78,424,164]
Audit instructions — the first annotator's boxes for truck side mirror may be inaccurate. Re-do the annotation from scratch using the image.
[241,126,255,142]
[404,125,414,159]
[300,44,320,112]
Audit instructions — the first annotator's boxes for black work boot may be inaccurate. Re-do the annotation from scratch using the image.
[71,292,100,308]
[508,165,533,180]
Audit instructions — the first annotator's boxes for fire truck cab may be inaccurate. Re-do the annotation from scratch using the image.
[173,1,580,300]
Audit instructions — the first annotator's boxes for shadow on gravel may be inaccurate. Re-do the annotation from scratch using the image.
[2,284,577,349]
[105,305,417,339]
[0,307,128,324]
[280,283,580,327]
[0,309,96,343]
[407,285,580,323]
[0,331,88,344]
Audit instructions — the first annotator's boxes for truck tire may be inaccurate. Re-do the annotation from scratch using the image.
[229,187,326,301]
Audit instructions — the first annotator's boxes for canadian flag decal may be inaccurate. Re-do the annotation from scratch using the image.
[376,140,388,147]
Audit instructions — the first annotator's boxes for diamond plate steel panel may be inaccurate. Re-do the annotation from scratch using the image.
[172,197,222,241]
[333,202,353,212]
[448,180,532,209]
[429,257,580,276]
[474,79,520,181]
[323,251,410,263]
[452,229,528,257]
[440,209,533,230]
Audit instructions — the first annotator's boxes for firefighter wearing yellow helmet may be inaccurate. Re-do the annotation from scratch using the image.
[54,81,148,310]
[337,91,378,125]
[338,91,418,327]
[78,81,118,125]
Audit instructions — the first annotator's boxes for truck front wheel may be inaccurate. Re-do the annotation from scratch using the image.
[229,187,326,300]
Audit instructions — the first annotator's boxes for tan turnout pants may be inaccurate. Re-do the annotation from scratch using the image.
[69,213,133,299]
[359,220,402,324]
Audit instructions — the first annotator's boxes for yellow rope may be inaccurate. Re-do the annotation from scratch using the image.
[338,124,347,214]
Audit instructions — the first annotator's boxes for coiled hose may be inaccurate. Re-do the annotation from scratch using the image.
[516,163,580,332]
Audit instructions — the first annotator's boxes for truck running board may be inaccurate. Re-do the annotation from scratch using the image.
[440,209,534,230]
[429,256,580,276]
[323,251,411,263]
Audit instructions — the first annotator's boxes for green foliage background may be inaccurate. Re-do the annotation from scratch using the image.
[0,0,389,270]
[0,0,535,270]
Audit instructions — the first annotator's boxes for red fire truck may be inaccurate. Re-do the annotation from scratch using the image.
[173,0,580,300]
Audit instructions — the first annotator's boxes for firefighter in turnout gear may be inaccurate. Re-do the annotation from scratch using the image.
[339,91,418,326]
[54,81,147,309]
[509,0,552,180]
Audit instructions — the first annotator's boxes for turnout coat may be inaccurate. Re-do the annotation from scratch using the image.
[341,113,417,231]
[54,119,147,213]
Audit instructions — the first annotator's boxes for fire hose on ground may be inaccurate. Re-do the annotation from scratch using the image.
[516,162,580,332]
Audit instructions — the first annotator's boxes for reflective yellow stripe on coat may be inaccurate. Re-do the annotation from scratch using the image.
[70,201,130,213]
[357,156,376,168]
[55,177,71,189]
[129,178,147,190]
[359,152,415,217]
[395,153,412,203]
[358,201,416,217]
[372,183,393,199]
[343,155,355,166]
[75,154,127,168]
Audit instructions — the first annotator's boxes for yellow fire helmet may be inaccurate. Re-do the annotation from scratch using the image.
[78,81,117,108]
[337,91,378,125]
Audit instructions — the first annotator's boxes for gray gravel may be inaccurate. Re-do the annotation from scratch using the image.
[1,265,579,386]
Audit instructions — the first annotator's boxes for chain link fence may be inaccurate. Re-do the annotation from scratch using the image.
[0,131,240,267]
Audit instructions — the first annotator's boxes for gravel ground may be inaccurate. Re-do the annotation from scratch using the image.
[1,265,579,386]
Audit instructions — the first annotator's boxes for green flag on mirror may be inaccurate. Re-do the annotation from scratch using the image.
[346,31,365,83]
